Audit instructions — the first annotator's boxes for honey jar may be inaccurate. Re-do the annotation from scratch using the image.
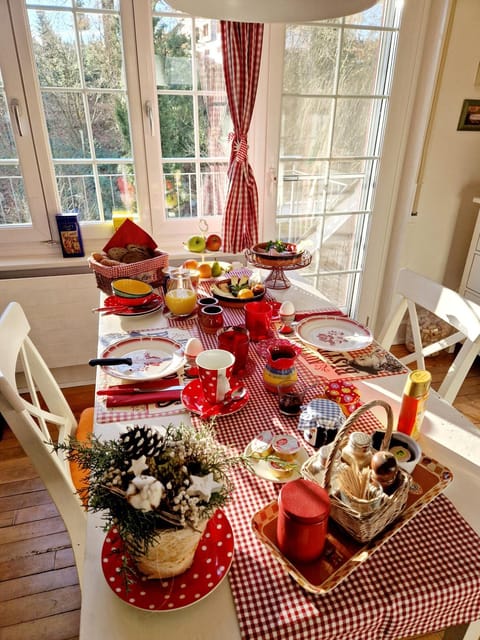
[276,478,330,564]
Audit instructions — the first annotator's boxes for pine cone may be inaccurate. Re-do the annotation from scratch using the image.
[119,425,163,458]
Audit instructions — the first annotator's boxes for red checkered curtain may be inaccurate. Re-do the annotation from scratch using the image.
[221,21,264,253]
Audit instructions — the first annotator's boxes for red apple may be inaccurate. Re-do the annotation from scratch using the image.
[205,233,222,252]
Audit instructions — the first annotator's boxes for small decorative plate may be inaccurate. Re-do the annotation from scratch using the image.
[295,315,373,352]
[100,336,185,381]
[181,379,249,418]
[243,441,309,483]
[101,510,234,611]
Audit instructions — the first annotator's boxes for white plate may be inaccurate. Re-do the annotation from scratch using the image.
[295,315,372,352]
[100,336,185,381]
[243,441,309,484]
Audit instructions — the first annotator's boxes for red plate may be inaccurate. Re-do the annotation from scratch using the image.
[101,510,234,611]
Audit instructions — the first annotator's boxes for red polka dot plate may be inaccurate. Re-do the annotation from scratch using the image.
[101,510,234,611]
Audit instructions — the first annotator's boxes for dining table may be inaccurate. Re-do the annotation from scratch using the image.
[80,268,480,640]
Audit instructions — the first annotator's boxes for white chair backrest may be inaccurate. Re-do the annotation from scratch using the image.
[378,268,480,404]
[0,301,86,589]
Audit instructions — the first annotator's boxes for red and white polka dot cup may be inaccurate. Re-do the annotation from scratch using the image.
[195,349,235,404]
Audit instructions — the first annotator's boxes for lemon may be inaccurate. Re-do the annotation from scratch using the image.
[237,288,254,299]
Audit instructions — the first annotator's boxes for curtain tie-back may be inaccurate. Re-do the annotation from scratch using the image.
[228,132,249,164]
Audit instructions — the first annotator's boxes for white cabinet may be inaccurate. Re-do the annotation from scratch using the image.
[460,197,480,305]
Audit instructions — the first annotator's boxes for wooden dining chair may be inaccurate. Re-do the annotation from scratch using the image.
[377,267,480,404]
[0,301,94,591]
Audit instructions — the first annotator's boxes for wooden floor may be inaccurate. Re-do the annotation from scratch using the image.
[0,351,478,640]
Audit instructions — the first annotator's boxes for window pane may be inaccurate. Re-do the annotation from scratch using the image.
[78,13,123,89]
[200,162,227,216]
[28,10,81,88]
[0,78,30,225]
[153,16,192,90]
[283,25,338,95]
[158,95,194,158]
[198,94,230,158]
[163,162,196,218]
[42,91,89,158]
[195,19,225,92]
[332,98,381,156]
[281,96,332,158]
[88,93,131,159]
[339,29,382,95]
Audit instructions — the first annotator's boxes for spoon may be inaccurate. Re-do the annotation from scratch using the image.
[202,386,247,419]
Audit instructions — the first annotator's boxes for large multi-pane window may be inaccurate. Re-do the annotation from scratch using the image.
[275,3,402,313]
[1,0,426,317]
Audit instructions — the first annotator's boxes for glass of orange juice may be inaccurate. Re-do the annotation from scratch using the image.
[165,270,197,317]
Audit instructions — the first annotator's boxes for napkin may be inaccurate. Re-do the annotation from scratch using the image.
[105,389,182,407]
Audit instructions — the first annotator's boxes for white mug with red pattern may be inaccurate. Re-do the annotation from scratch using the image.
[195,349,235,404]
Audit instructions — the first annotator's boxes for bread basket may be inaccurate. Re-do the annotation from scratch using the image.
[302,399,410,543]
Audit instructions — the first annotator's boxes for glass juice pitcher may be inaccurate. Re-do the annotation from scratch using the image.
[164,270,197,317]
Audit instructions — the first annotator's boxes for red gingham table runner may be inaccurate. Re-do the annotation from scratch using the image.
[171,313,480,639]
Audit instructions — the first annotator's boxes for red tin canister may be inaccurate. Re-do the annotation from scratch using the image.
[276,478,330,564]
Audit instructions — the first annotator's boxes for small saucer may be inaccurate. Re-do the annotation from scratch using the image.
[181,379,249,418]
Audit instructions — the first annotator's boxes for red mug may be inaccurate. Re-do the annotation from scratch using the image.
[245,300,273,341]
[195,349,235,404]
[198,305,224,335]
[217,326,250,376]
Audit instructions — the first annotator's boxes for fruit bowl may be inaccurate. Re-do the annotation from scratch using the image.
[250,242,304,268]
[210,277,265,307]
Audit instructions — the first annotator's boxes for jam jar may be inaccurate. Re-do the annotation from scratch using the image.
[276,478,330,564]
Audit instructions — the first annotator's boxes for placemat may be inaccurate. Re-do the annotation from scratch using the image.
[95,327,191,423]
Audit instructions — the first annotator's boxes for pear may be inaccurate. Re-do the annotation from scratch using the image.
[211,260,223,277]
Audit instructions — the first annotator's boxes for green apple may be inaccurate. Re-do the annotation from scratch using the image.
[186,235,206,253]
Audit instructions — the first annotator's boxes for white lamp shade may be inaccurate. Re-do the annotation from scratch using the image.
[167,0,379,23]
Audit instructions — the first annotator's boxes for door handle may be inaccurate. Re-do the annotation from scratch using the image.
[11,99,24,137]
[145,100,154,137]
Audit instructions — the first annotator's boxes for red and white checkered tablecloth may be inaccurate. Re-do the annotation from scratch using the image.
[171,315,480,639]
[98,295,480,639]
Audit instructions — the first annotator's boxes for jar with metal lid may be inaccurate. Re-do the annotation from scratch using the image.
[340,431,373,470]
[276,478,330,564]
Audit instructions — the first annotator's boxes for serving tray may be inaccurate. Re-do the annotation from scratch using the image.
[252,455,452,594]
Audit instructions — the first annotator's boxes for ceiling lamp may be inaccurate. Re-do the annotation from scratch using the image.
[167,0,379,23]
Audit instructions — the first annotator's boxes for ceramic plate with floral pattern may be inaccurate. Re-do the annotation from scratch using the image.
[295,315,372,352]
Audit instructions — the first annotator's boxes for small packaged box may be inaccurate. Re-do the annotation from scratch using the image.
[56,213,85,258]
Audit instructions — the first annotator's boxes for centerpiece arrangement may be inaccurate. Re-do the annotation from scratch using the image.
[58,422,239,580]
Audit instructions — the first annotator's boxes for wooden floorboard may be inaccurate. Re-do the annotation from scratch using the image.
[0,356,477,639]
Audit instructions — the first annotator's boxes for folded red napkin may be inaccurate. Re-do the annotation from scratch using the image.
[98,377,181,395]
[105,389,182,407]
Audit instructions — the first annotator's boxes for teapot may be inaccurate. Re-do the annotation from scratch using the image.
[262,339,302,393]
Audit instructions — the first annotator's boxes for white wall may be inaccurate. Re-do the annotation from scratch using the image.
[373,0,480,334]
[404,0,480,287]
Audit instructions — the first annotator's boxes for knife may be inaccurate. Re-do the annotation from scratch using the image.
[89,357,133,367]
[98,385,185,396]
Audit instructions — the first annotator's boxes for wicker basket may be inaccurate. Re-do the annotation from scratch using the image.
[303,400,410,543]
[88,250,169,295]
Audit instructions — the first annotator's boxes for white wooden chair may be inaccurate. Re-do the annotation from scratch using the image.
[0,301,93,591]
[378,268,480,404]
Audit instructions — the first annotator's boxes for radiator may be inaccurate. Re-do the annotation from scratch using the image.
[0,274,100,384]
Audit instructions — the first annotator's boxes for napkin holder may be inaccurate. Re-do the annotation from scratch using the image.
[302,399,410,543]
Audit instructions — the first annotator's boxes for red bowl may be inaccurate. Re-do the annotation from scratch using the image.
[111,292,155,307]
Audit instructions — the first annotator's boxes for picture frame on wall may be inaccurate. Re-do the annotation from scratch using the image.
[457,99,480,131]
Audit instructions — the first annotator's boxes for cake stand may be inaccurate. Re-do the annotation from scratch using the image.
[244,248,312,289]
